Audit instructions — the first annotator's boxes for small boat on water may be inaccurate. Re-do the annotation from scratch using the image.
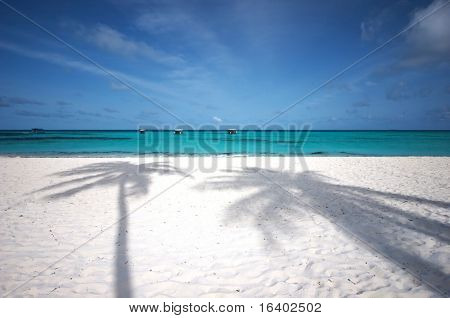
[174,129,183,135]
[31,128,44,133]
[227,129,237,135]
[138,128,146,134]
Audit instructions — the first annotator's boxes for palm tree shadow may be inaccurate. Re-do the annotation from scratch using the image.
[196,167,450,296]
[33,161,185,297]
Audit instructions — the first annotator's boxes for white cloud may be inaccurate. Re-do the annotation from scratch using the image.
[0,40,234,122]
[359,3,399,42]
[360,22,372,41]
[385,81,433,101]
[366,0,450,80]
[0,41,174,96]
[135,9,238,74]
[426,105,450,121]
[360,19,382,41]
[110,81,128,91]
[78,24,184,66]
[212,116,222,123]
[401,0,450,67]
[135,11,191,34]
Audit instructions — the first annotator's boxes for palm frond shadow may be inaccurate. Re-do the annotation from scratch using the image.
[34,161,185,297]
[197,167,450,296]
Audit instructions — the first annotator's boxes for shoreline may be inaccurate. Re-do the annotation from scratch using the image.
[2,153,450,158]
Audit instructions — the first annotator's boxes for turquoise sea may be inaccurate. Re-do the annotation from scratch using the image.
[0,130,449,156]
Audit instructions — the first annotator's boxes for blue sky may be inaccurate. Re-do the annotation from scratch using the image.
[0,0,449,129]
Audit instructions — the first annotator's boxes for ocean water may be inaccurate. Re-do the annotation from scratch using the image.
[0,130,449,156]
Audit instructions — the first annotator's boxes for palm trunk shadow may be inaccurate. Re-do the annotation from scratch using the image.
[33,161,186,297]
[115,177,132,297]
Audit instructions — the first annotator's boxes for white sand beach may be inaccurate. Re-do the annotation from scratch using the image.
[0,156,449,297]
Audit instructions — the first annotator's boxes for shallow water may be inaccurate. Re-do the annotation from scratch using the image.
[0,130,449,156]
